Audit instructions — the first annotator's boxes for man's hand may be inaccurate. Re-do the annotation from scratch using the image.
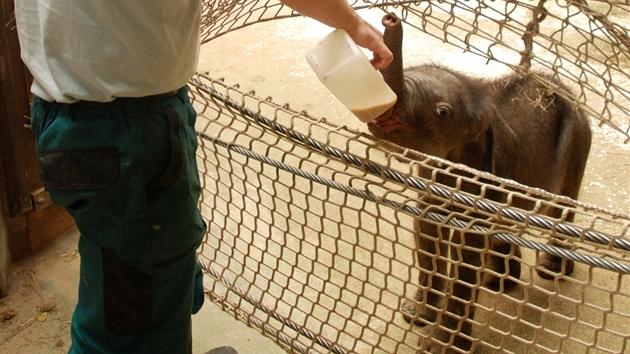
[345,18,393,70]
[279,0,393,69]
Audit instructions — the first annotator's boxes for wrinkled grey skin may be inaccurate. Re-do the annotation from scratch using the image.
[368,13,592,354]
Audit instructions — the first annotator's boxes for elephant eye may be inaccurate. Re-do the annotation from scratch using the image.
[435,102,452,119]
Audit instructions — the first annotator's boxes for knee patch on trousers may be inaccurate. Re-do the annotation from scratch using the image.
[102,248,153,336]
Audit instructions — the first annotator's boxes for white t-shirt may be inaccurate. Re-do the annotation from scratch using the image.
[14,0,201,103]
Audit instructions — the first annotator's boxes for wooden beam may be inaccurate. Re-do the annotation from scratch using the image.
[0,122,11,296]
[0,1,74,265]
[0,0,32,218]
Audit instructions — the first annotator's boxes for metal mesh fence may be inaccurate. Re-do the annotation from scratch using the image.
[192,1,630,353]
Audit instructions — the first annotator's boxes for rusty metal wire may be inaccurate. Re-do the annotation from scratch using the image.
[193,1,630,353]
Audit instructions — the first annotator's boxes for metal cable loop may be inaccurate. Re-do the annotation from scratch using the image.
[190,79,630,252]
[199,259,348,354]
[199,133,630,275]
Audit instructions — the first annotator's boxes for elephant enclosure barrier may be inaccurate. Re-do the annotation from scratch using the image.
[191,1,630,353]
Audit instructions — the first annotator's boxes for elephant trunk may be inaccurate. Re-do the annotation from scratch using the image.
[380,13,406,99]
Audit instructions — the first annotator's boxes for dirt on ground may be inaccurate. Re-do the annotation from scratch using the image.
[0,233,78,354]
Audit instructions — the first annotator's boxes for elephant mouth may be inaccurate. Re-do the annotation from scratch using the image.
[369,117,402,133]
[369,107,403,133]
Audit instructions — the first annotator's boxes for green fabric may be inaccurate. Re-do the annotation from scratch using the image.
[31,86,206,354]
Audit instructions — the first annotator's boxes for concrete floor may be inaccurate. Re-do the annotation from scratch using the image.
[0,227,286,354]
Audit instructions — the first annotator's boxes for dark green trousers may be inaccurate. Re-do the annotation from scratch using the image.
[31,86,206,354]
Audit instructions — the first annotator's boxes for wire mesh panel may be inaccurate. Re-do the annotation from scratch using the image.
[192,1,630,353]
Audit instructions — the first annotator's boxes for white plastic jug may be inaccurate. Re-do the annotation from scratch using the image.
[306,29,397,123]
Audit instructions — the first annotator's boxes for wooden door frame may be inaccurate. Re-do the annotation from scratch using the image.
[0,1,75,296]
[0,0,29,296]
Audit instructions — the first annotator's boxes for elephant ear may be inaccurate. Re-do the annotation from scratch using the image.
[455,97,507,175]
[464,94,501,173]
[468,94,497,141]
[481,125,494,174]
[482,106,518,176]
[472,97,500,174]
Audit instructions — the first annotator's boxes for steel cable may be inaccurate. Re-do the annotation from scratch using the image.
[198,132,630,275]
[198,259,348,354]
[190,78,630,252]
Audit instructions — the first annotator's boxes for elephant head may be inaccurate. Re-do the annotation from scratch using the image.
[368,13,497,164]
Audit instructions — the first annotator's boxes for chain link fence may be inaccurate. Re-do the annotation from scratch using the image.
[191,1,630,353]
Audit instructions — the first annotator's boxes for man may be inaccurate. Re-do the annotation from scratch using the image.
[13,1,392,353]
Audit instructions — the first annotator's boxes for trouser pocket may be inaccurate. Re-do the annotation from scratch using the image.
[38,148,119,189]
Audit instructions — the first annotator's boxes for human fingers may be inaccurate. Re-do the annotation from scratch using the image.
[347,21,393,69]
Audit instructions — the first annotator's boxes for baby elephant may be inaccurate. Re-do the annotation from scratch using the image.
[368,13,592,353]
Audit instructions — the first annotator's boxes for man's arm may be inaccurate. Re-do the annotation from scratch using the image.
[279,0,393,69]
